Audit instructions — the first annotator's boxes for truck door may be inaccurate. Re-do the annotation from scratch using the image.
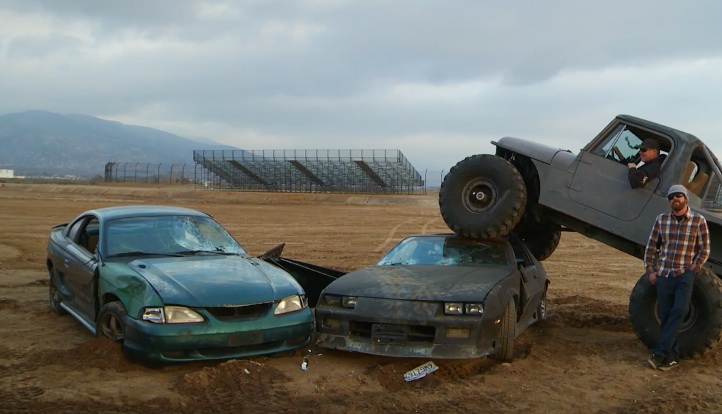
[568,125,664,221]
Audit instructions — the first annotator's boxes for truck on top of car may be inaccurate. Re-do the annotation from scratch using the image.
[438,114,722,358]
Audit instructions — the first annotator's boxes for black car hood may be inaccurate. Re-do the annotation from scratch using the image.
[323,265,512,302]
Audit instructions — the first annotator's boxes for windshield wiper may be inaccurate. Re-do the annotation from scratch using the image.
[171,249,234,256]
[172,247,240,256]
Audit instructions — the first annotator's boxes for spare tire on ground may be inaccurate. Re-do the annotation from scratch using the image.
[629,268,722,358]
[439,154,527,239]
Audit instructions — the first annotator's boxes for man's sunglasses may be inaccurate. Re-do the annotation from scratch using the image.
[668,193,686,200]
[640,148,654,153]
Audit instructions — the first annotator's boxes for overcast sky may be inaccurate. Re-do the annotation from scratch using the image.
[2,0,722,171]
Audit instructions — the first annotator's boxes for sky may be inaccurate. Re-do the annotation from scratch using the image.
[2,0,722,172]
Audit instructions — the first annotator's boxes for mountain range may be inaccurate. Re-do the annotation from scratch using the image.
[0,110,240,177]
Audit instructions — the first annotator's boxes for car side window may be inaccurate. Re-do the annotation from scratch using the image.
[684,150,713,197]
[511,241,533,269]
[66,218,85,244]
[80,218,100,253]
[66,216,99,254]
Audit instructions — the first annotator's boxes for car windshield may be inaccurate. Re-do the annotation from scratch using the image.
[377,235,508,266]
[104,215,246,257]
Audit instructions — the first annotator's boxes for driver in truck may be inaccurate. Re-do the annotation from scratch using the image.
[627,138,663,188]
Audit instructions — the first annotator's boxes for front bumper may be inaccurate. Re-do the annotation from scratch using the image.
[315,298,503,359]
[123,308,313,362]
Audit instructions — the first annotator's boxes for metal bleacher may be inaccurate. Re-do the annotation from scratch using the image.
[193,149,424,194]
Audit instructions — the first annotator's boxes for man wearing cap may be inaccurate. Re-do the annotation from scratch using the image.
[644,184,710,371]
[628,138,664,188]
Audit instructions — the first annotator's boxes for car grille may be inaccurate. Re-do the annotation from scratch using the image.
[350,321,435,343]
[205,303,272,321]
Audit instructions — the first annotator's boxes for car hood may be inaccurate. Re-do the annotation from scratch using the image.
[127,255,303,307]
[323,265,512,302]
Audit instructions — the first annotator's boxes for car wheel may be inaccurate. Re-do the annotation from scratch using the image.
[629,269,722,358]
[536,288,547,322]
[517,220,562,261]
[439,154,527,239]
[96,301,127,342]
[48,266,67,316]
[493,300,517,361]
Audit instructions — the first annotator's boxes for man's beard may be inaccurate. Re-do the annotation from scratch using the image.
[671,200,687,214]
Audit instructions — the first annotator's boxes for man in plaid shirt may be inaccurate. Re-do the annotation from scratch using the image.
[644,184,711,371]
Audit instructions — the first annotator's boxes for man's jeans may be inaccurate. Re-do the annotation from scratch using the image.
[654,270,695,360]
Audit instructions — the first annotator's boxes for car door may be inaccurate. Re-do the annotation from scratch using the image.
[511,240,544,322]
[60,215,99,319]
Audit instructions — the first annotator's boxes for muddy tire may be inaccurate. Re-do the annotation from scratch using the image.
[439,154,527,239]
[518,220,562,261]
[96,301,127,342]
[629,269,722,358]
[493,300,517,361]
[48,266,67,316]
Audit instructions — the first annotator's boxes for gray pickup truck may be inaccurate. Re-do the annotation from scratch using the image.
[438,114,722,358]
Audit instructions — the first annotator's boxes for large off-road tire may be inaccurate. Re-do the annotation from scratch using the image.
[629,269,722,358]
[517,220,562,261]
[96,301,127,342]
[439,154,527,239]
[493,300,517,361]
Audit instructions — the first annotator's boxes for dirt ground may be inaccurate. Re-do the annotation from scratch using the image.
[2,182,722,414]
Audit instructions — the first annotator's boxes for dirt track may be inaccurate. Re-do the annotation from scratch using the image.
[2,183,722,413]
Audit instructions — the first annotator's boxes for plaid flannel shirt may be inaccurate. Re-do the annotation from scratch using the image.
[644,208,711,277]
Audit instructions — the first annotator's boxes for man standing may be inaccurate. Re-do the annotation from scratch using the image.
[644,184,710,370]
[628,138,664,188]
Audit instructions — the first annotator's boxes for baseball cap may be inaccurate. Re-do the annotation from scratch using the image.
[667,184,688,198]
[640,138,660,151]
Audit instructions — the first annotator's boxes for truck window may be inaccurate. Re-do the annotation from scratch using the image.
[592,123,670,165]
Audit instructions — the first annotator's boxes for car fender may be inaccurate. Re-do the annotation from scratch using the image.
[494,137,570,165]
[97,262,163,318]
[484,276,520,321]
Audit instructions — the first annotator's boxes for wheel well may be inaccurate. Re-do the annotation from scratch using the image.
[101,293,121,306]
[499,151,541,220]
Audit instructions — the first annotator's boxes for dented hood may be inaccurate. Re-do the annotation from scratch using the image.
[126,255,303,307]
[323,265,512,302]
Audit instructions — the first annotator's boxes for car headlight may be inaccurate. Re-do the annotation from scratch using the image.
[444,302,463,315]
[341,296,357,309]
[444,302,483,316]
[465,303,484,316]
[141,306,204,324]
[275,294,307,315]
[322,294,341,307]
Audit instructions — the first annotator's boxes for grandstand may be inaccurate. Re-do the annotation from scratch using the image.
[193,149,424,194]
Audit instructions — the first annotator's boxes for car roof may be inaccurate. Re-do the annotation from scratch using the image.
[617,114,701,146]
[84,205,210,221]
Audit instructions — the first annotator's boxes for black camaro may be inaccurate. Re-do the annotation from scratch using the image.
[314,234,549,360]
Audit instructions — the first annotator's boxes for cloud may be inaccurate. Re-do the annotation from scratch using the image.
[1,0,722,170]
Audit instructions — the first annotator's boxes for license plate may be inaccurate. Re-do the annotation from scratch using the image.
[403,361,439,382]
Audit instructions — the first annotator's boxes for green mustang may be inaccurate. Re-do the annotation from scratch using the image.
[46,205,337,363]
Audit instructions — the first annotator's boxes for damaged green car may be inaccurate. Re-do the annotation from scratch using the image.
[46,205,339,363]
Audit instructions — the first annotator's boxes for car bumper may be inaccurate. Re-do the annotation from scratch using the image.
[123,309,313,362]
[315,299,504,359]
